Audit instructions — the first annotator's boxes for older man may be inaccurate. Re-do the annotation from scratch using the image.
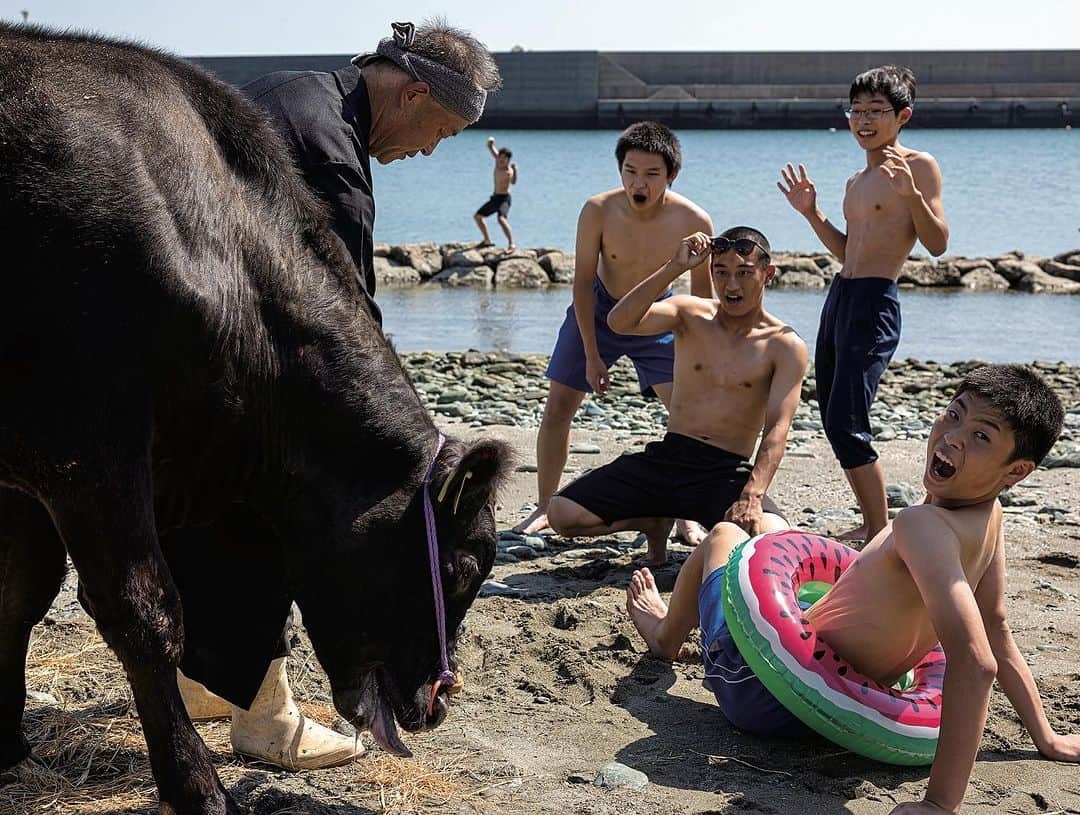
[244,18,501,322]
[174,19,500,770]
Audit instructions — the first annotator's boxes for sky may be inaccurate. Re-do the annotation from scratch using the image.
[2,1,1078,56]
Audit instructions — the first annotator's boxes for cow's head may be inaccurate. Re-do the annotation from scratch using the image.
[288,434,510,756]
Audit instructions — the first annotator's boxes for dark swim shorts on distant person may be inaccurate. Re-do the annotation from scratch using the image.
[545,277,674,396]
[475,193,511,218]
[556,433,752,528]
[699,566,810,737]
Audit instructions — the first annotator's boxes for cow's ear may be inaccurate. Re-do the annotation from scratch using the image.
[435,438,513,519]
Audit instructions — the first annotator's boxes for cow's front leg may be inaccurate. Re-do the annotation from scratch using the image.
[49,464,242,815]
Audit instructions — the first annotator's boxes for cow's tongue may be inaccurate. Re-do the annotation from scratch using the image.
[363,675,411,757]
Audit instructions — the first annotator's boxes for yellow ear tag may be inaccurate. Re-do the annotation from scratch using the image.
[437,464,460,503]
[452,470,474,515]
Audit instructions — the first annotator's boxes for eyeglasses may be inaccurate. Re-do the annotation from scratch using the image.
[711,236,770,261]
[844,107,896,121]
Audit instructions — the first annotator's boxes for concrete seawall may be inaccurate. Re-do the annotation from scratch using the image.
[191,49,1080,129]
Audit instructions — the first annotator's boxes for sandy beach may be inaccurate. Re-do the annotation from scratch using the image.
[5,357,1079,815]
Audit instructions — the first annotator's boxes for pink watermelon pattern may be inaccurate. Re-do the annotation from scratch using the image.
[738,531,944,735]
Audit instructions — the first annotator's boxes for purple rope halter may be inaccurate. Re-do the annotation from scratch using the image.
[422,433,457,716]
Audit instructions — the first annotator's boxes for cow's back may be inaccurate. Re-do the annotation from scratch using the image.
[0,24,357,424]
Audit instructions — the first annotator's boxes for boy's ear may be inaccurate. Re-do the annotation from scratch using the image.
[1002,458,1036,488]
[764,263,777,282]
[896,106,913,127]
[667,169,679,187]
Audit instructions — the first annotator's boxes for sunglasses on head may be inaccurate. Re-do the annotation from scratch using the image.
[710,236,770,260]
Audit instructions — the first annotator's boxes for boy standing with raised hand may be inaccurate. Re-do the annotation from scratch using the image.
[627,365,1080,813]
[513,122,713,539]
[778,65,949,543]
[474,135,517,249]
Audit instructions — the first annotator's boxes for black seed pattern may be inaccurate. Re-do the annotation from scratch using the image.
[813,650,826,660]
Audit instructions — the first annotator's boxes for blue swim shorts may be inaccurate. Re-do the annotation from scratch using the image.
[545,277,674,396]
[699,566,809,738]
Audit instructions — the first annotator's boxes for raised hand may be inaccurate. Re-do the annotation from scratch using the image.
[777,163,817,215]
[486,136,495,145]
[879,147,918,198]
[672,232,711,269]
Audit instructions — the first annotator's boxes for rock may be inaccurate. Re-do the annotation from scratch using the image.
[1040,260,1080,282]
[524,535,547,550]
[773,254,824,276]
[372,256,421,287]
[1013,268,1080,294]
[567,772,594,784]
[389,241,442,276]
[960,268,1009,290]
[505,545,538,560]
[1052,249,1080,267]
[773,269,827,288]
[495,257,549,288]
[949,257,994,275]
[373,242,391,257]
[1043,441,1080,468]
[569,442,602,454]
[898,259,960,287]
[478,580,523,598]
[593,762,648,790]
[444,248,486,268]
[432,266,494,288]
[26,690,59,705]
[887,482,922,508]
[539,251,575,284]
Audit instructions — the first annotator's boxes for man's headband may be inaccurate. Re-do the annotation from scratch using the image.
[353,21,487,124]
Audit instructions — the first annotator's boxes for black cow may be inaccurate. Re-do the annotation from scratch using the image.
[0,24,508,815]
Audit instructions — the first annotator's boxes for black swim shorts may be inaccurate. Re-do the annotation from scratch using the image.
[476,193,511,218]
[557,432,753,528]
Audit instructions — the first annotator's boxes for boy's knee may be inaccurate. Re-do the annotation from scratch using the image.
[706,521,745,545]
[546,497,576,534]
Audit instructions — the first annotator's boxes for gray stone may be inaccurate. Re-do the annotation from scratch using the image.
[1040,260,1080,282]
[505,545,538,560]
[773,254,823,276]
[444,248,487,268]
[898,259,961,287]
[495,257,549,288]
[390,241,442,276]
[570,442,602,454]
[1052,250,1080,267]
[1013,268,1080,294]
[432,266,494,288]
[960,268,1009,290]
[773,269,827,288]
[524,535,547,550]
[567,772,594,784]
[949,257,994,275]
[994,258,1044,285]
[1043,442,1080,468]
[593,762,649,790]
[373,242,391,257]
[887,482,922,508]
[372,256,421,287]
[478,580,523,598]
[539,251,575,284]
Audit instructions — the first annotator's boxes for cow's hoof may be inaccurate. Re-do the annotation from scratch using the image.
[0,734,31,773]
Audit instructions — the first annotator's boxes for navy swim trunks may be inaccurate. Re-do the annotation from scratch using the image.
[815,275,901,470]
[699,566,810,737]
[545,276,674,396]
[476,193,511,218]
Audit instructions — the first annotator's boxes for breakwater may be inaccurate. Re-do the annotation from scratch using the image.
[376,242,1080,294]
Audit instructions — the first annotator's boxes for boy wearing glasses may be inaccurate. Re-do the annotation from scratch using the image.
[547,227,808,565]
[778,65,949,544]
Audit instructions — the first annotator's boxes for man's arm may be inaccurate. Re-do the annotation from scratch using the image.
[607,233,710,336]
[976,528,1080,762]
[778,163,848,261]
[688,210,714,299]
[881,148,949,256]
[724,332,808,535]
[892,509,999,815]
[510,163,518,185]
[486,136,498,158]
[573,199,608,394]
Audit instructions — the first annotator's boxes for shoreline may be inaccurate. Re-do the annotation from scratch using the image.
[376,241,1080,294]
[401,352,1080,467]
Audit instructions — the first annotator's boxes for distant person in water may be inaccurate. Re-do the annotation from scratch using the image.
[512,121,713,542]
[547,227,807,565]
[474,136,517,248]
[778,65,949,543]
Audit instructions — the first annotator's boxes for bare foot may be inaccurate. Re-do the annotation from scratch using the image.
[835,525,868,543]
[512,505,550,535]
[626,568,677,658]
[507,243,516,250]
[672,519,707,547]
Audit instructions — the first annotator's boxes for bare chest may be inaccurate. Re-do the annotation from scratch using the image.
[844,170,911,226]
[599,219,685,291]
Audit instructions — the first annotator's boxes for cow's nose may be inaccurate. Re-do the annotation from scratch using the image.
[424,692,449,728]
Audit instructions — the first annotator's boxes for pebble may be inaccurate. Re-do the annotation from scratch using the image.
[593,762,649,790]
[887,482,922,508]
[26,691,59,705]
[524,535,547,550]
[479,580,524,598]
[505,545,538,560]
[569,442,602,454]
[567,772,594,784]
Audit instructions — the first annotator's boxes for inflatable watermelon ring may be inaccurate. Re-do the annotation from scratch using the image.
[721,530,944,765]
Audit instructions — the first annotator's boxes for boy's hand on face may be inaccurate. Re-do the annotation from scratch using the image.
[879,147,919,198]
[672,232,711,269]
[585,355,610,396]
[777,163,817,216]
[725,495,764,537]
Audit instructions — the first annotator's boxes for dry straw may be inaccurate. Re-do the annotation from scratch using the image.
[1,624,501,814]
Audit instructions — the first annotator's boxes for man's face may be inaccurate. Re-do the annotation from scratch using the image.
[496,153,510,169]
[619,149,672,209]
[710,248,773,316]
[373,84,469,164]
[924,392,1034,504]
[847,92,910,150]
